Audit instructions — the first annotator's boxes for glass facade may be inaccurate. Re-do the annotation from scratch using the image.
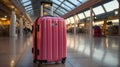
[103,0,119,12]
[19,0,119,23]
[23,1,31,6]
[65,0,119,38]
[19,0,33,14]
[84,10,90,17]
[66,0,119,25]
[19,0,88,16]
[70,17,74,23]
[93,6,105,15]
[78,13,85,19]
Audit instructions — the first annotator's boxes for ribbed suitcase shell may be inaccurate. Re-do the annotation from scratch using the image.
[32,16,66,63]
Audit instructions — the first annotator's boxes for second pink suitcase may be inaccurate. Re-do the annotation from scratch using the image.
[32,16,66,64]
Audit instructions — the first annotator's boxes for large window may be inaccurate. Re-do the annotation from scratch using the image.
[61,4,71,11]
[68,0,81,6]
[53,0,61,5]
[21,0,29,3]
[103,0,119,12]
[74,15,79,23]
[93,6,105,15]
[19,0,88,16]
[58,7,67,13]
[84,10,90,17]
[23,1,31,6]
[79,0,88,3]
[64,1,75,9]
[70,17,74,23]
[66,18,71,24]
[78,13,85,19]
[56,10,64,15]
[25,5,32,10]
[65,19,70,24]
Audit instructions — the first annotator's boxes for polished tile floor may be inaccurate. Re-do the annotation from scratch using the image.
[0,33,120,67]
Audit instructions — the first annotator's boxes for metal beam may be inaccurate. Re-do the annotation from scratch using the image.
[53,7,66,14]
[21,0,30,4]
[45,8,61,16]
[66,0,77,7]
[77,0,83,4]
[83,12,87,19]
[25,6,32,10]
[77,14,81,22]
[61,0,112,19]
[11,0,33,23]
[58,0,72,10]
[24,4,32,7]
[101,5,107,13]
[26,9,32,12]
[54,0,65,12]
[118,0,120,35]
[53,2,69,12]
[92,9,96,17]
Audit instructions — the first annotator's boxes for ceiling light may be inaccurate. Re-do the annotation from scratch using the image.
[11,5,15,9]
[0,18,7,21]
[94,17,97,19]
[5,16,7,18]
[115,11,118,15]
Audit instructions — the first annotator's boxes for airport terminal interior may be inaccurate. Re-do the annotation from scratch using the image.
[0,0,120,67]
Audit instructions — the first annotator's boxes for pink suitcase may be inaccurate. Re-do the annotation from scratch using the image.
[32,16,66,64]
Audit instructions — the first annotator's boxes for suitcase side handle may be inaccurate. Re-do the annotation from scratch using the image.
[32,48,33,53]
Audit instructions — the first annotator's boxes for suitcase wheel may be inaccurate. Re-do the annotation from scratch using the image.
[62,58,66,64]
[39,61,42,64]
[62,59,65,64]
[33,60,37,63]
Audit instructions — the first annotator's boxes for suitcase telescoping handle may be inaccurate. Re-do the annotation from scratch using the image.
[40,1,53,16]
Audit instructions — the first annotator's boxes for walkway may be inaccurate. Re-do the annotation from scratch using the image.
[0,34,120,67]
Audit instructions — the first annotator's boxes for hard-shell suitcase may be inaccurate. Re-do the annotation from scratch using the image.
[32,1,66,64]
[32,16,66,64]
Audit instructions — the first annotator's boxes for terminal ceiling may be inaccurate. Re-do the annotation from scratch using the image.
[18,0,118,20]
[0,0,119,21]
[19,0,88,18]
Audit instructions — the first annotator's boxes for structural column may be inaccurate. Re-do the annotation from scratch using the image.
[118,0,120,67]
[89,7,94,59]
[118,0,120,35]
[90,7,93,35]
[102,20,107,36]
[73,16,77,48]
[10,9,17,37]
[19,16,23,37]
[73,16,77,35]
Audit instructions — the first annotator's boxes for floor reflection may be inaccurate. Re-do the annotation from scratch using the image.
[0,35,32,67]
[67,33,120,67]
[0,33,120,67]
[9,37,17,67]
